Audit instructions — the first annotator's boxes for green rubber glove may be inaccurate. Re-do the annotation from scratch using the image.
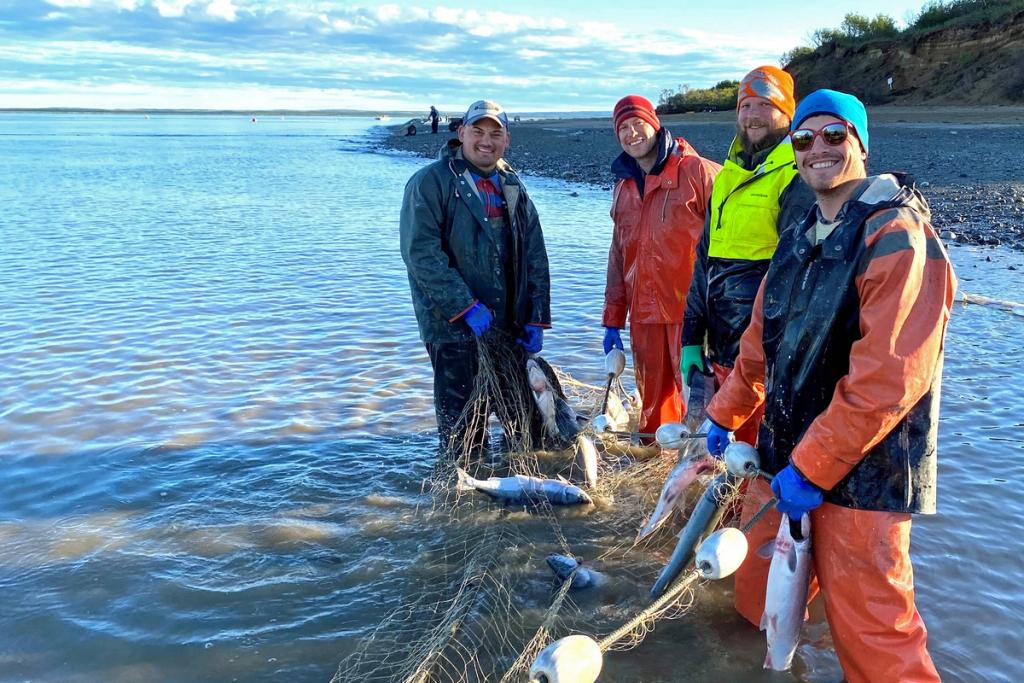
[680,345,706,384]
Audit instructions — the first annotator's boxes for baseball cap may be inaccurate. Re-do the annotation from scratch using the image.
[462,100,509,129]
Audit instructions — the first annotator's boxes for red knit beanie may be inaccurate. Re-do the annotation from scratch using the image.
[613,95,661,132]
[737,66,796,121]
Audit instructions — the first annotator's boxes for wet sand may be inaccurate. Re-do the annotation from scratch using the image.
[378,106,1024,251]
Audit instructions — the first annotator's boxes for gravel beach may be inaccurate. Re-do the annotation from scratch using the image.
[378,107,1024,251]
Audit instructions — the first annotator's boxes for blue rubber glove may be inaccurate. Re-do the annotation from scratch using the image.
[518,324,544,354]
[770,464,824,519]
[706,420,731,458]
[603,327,624,354]
[463,302,493,337]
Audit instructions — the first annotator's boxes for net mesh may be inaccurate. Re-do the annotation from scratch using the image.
[333,333,738,683]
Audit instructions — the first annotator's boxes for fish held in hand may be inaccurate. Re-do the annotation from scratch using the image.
[636,452,718,542]
[761,513,813,671]
[456,467,593,506]
[526,358,582,444]
[527,359,559,434]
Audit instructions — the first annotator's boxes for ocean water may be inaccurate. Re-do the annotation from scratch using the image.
[0,113,1022,683]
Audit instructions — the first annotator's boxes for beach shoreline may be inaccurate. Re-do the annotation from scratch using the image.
[377,105,1024,251]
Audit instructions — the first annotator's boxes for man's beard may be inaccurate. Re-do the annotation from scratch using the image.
[737,123,789,156]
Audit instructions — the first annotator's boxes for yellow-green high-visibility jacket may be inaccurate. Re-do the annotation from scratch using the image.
[682,137,813,367]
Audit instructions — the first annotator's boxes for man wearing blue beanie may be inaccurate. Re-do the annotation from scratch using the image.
[705,88,955,682]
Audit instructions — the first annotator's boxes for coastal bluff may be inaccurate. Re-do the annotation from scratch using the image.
[787,8,1024,105]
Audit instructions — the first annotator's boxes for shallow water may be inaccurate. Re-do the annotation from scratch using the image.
[1,113,1022,682]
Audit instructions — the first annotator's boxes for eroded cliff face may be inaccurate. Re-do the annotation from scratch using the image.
[787,10,1024,104]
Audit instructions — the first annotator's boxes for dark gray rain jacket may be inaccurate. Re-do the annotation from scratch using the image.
[400,141,551,343]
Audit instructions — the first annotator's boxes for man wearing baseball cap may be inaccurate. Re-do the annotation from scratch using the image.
[683,66,814,448]
[400,99,552,453]
[600,95,720,438]
[707,89,953,681]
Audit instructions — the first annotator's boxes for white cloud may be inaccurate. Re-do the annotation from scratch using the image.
[372,3,402,23]
[206,0,237,21]
[153,0,192,18]
[0,2,790,111]
[516,49,548,60]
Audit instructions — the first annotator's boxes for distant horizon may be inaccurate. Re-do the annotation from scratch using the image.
[0,107,610,118]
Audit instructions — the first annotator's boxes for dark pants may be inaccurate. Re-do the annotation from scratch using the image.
[426,338,543,454]
[431,119,439,134]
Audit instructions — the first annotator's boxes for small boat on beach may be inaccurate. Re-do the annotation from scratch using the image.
[375,114,390,121]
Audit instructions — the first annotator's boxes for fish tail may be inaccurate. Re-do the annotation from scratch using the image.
[455,467,475,492]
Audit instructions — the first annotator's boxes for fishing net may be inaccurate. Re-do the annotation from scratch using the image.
[333,331,740,683]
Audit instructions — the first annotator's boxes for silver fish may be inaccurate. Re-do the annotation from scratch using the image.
[605,388,629,426]
[629,387,642,413]
[456,467,593,506]
[545,554,603,589]
[636,451,718,542]
[762,513,813,671]
[574,434,599,488]
[527,359,559,435]
[526,358,582,443]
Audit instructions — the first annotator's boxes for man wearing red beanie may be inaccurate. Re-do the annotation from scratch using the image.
[601,95,720,439]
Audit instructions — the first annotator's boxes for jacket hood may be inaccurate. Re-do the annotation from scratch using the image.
[846,173,930,222]
[438,137,462,161]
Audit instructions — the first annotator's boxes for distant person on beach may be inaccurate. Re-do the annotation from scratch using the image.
[428,105,440,134]
[682,65,813,448]
[706,89,955,683]
[400,99,551,452]
[887,75,894,91]
[601,95,720,438]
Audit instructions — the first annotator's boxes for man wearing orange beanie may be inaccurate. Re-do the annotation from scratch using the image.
[601,95,720,439]
[682,66,814,446]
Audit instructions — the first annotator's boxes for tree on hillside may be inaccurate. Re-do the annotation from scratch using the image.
[809,12,900,46]
[841,13,900,39]
[657,81,741,114]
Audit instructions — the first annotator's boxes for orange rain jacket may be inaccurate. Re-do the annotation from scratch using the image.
[707,174,956,513]
[602,137,720,327]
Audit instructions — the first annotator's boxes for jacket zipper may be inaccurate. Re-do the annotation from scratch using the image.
[715,162,788,230]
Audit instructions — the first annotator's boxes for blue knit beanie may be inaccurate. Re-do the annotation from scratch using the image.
[791,89,869,154]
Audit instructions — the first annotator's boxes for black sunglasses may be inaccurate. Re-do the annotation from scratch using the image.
[790,122,856,152]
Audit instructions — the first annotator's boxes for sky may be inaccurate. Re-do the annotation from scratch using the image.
[0,0,932,112]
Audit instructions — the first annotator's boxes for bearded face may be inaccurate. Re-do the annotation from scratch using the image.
[736,96,790,156]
